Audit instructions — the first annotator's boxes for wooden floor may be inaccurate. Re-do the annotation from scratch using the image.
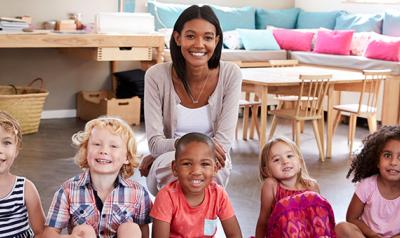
[12,117,370,237]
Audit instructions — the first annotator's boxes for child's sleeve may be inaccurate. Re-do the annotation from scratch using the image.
[132,187,153,224]
[150,189,174,223]
[45,186,70,229]
[355,177,373,203]
[217,188,235,221]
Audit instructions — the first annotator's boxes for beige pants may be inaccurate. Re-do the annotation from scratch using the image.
[146,151,232,196]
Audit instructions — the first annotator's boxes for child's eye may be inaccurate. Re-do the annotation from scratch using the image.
[382,152,392,159]
[272,158,280,163]
[201,162,211,167]
[2,140,12,146]
[111,145,119,149]
[181,162,191,167]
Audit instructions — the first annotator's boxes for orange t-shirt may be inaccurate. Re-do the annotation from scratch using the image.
[150,180,235,237]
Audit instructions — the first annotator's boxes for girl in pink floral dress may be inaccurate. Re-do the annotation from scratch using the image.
[255,137,336,238]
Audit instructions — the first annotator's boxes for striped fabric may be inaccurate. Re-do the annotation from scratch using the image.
[0,176,34,238]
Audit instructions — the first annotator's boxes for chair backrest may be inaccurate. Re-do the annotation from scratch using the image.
[269,59,299,68]
[357,69,392,114]
[296,74,331,118]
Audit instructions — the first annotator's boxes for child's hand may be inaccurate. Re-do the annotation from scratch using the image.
[139,155,156,177]
[212,139,226,170]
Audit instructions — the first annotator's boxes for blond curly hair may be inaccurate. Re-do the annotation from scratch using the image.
[0,111,22,149]
[72,116,138,178]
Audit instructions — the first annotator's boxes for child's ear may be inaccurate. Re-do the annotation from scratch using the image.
[172,160,178,177]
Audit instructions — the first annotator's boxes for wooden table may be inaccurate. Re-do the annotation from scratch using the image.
[241,64,372,159]
[0,31,165,89]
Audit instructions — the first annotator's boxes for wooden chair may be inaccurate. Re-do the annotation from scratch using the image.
[268,74,331,161]
[332,69,392,155]
[269,60,305,138]
[237,84,261,140]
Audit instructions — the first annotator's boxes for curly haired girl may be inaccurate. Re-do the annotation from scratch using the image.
[335,125,400,238]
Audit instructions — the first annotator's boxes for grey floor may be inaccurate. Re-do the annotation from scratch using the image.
[12,117,370,237]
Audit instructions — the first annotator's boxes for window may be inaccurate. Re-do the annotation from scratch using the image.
[343,0,400,4]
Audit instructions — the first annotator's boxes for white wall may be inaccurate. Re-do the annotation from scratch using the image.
[136,0,294,12]
[295,0,400,12]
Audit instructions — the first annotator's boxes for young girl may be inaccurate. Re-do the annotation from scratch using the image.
[150,132,242,238]
[335,125,400,238]
[0,111,45,237]
[43,116,152,238]
[255,137,336,238]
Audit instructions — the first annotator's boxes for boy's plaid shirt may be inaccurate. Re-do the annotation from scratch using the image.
[46,170,152,237]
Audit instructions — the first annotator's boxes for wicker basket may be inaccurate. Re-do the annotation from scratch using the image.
[0,78,49,134]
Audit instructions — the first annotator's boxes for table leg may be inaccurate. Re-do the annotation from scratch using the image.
[259,86,269,148]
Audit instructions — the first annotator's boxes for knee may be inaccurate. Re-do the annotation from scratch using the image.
[71,224,96,238]
[335,222,362,238]
[117,222,141,238]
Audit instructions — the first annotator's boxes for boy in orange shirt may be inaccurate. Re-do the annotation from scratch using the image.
[150,132,242,238]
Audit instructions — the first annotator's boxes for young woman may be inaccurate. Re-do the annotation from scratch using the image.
[141,5,242,196]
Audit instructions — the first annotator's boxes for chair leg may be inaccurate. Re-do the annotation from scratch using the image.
[332,111,341,137]
[348,115,354,146]
[242,106,250,140]
[312,120,325,162]
[367,114,377,133]
[249,105,259,139]
[294,120,301,146]
[268,115,278,140]
[349,114,357,156]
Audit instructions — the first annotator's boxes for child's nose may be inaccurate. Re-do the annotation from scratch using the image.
[190,164,202,174]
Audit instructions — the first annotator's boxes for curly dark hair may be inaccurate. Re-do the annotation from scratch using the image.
[347,125,400,183]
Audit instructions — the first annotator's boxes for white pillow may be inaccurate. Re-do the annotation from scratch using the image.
[223,30,243,50]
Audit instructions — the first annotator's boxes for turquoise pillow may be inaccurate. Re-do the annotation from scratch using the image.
[147,1,189,30]
[119,0,135,12]
[383,11,400,36]
[211,5,255,31]
[297,10,342,29]
[237,29,280,50]
[335,13,382,33]
[255,8,300,29]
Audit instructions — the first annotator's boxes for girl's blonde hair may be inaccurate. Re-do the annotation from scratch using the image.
[259,137,316,186]
[72,116,138,178]
[0,111,22,149]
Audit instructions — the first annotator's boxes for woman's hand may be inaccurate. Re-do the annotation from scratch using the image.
[213,139,226,170]
[139,155,156,177]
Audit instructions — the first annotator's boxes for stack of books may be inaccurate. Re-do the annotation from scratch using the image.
[0,17,29,31]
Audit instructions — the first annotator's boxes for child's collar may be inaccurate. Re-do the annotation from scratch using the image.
[77,170,129,188]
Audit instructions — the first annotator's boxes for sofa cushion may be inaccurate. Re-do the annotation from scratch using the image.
[223,30,243,49]
[335,13,382,33]
[238,29,280,50]
[147,1,188,30]
[296,10,342,29]
[364,39,400,62]
[255,8,300,29]
[211,5,255,31]
[350,32,374,56]
[383,11,400,37]
[272,28,314,51]
[314,30,354,55]
[289,51,400,75]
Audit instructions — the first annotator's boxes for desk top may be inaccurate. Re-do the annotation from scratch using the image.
[0,32,164,48]
[241,64,365,86]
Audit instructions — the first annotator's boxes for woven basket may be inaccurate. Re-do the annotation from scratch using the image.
[0,78,49,134]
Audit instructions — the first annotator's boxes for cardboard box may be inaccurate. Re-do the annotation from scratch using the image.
[77,90,140,125]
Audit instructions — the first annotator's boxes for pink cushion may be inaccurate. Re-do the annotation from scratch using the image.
[364,39,400,61]
[314,30,354,55]
[272,29,315,51]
